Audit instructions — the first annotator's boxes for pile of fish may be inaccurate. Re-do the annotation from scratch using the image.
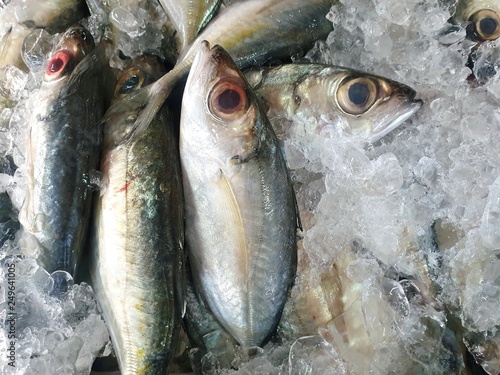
[1,0,500,374]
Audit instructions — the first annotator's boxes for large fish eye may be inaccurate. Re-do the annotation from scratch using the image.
[337,76,378,115]
[467,9,500,41]
[44,50,75,81]
[209,79,248,120]
[115,69,146,96]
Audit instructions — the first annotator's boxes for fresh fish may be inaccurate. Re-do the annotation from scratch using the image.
[19,25,112,277]
[90,54,184,374]
[245,63,423,143]
[281,236,467,374]
[158,0,223,50]
[180,41,299,348]
[0,0,88,70]
[107,0,335,146]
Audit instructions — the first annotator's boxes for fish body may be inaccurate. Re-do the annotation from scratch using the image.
[180,41,299,348]
[91,55,184,374]
[159,0,223,50]
[245,63,423,143]
[19,25,110,276]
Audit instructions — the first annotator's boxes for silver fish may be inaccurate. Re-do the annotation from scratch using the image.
[180,41,299,348]
[90,54,184,374]
[244,63,423,143]
[19,25,111,277]
[158,0,223,50]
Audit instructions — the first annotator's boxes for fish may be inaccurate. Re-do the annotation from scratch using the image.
[18,25,112,277]
[179,41,299,348]
[0,0,88,70]
[280,236,467,374]
[105,0,335,147]
[90,54,184,374]
[158,0,223,50]
[244,63,423,143]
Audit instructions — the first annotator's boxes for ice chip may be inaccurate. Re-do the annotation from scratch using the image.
[22,29,53,73]
[288,335,346,375]
[480,175,500,249]
[110,6,145,38]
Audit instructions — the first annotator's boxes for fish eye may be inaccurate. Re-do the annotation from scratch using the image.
[115,69,145,96]
[337,76,378,115]
[44,50,75,81]
[468,9,500,41]
[209,80,248,120]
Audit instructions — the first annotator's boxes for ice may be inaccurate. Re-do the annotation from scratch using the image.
[110,6,144,38]
[21,29,53,74]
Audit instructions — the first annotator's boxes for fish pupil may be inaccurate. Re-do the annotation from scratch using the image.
[348,82,370,106]
[119,75,140,94]
[218,89,241,111]
[480,17,497,36]
[49,57,65,73]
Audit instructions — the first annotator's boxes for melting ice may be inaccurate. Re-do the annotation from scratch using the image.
[1,0,500,374]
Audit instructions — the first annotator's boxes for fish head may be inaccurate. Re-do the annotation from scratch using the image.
[296,69,422,143]
[44,24,94,82]
[113,54,166,99]
[454,0,500,42]
[103,54,168,149]
[184,40,260,161]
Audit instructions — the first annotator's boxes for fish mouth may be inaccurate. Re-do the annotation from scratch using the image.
[368,96,423,143]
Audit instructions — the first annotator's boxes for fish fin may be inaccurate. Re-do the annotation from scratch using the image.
[196,0,224,36]
[63,41,114,97]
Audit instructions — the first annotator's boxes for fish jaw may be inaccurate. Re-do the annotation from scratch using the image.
[181,41,298,347]
[366,86,423,143]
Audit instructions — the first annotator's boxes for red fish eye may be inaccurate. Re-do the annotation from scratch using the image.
[210,80,248,119]
[44,50,74,80]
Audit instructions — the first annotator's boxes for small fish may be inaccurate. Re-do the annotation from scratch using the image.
[19,25,112,277]
[180,41,299,348]
[158,0,223,50]
[245,63,423,143]
[280,236,466,374]
[90,54,184,375]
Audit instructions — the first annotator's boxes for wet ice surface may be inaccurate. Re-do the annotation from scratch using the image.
[1,0,500,374]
